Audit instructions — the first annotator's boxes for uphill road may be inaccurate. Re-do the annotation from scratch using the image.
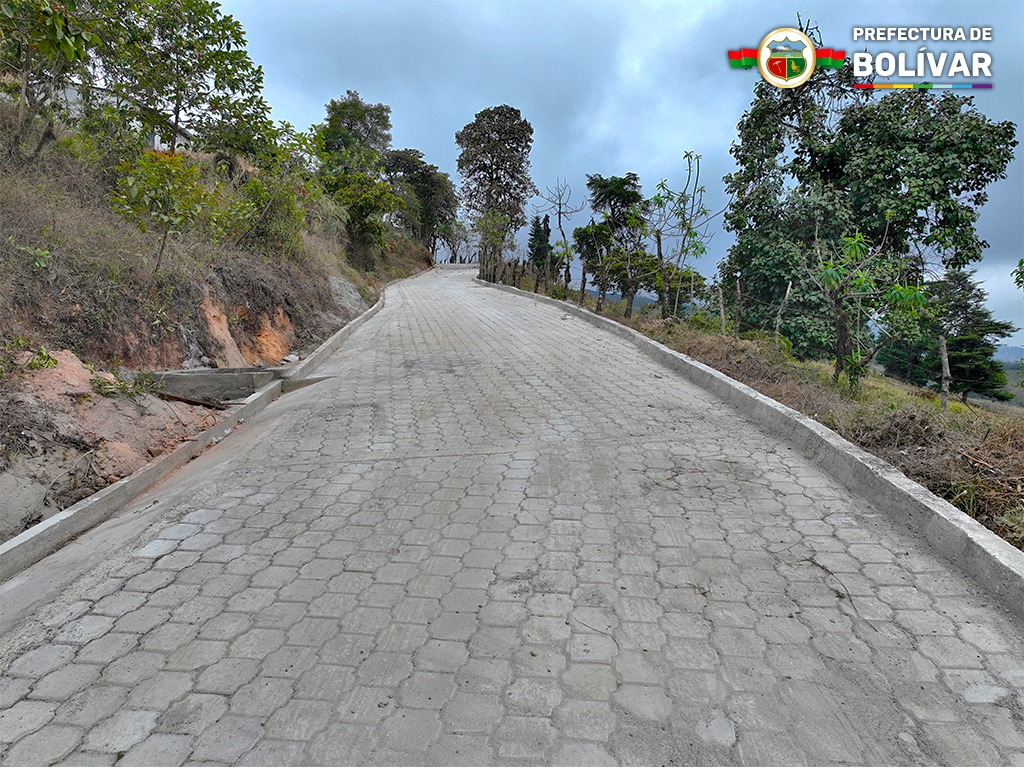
[0,267,1022,766]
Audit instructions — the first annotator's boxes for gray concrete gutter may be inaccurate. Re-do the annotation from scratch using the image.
[0,291,385,584]
[477,278,1024,620]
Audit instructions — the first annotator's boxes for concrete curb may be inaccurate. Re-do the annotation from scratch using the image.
[476,278,1024,619]
[279,290,385,381]
[0,292,386,584]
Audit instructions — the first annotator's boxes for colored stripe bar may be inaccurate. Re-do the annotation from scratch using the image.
[853,83,993,89]
[727,50,756,69]
[815,48,845,69]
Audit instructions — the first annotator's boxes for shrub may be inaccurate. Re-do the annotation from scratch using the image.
[111,151,211,273]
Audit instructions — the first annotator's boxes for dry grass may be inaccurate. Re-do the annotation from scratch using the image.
[0,149,359,369]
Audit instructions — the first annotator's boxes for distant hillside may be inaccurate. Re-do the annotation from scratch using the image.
[1002,359,1024,407]
[995,345,1024,363]
[584,289,657,308]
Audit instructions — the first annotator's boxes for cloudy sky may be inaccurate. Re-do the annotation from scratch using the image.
[220,0,1024,343]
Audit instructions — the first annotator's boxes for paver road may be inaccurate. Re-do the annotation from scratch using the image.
[1,268,1023,766]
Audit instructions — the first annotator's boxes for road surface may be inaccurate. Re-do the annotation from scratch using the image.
[1,268,1022,765]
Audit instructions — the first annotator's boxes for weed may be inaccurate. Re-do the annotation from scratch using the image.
[6,236,50,269]
[998,507,1024,549]
[90,369,157,401]
[25,347,58,370]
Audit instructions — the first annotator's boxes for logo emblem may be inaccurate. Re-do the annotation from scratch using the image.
[728,29,843,87]
[758,28,815,88]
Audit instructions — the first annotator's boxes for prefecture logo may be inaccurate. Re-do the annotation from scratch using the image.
[729,27,844,88]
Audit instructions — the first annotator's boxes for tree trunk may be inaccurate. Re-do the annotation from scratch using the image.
[579,268,588,306]
[774,281,792,349]
[597,286,607,315]
[154,230,171,276]
[733,278,743,338]
[29,118,56,161]
[624,288,637,319]
[655,233,669,319]
[832,297,851,382]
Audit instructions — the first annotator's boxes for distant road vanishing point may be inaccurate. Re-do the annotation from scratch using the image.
[0,267,1022,766]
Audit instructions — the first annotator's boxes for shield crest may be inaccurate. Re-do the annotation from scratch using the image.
[767,55,807,80]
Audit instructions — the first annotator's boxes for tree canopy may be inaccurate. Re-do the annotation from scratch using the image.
[93,0,272,154]
[455,104,536,234]
[721,34,1017,363]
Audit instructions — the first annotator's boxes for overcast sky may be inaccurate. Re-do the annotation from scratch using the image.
[220,0,1024,344]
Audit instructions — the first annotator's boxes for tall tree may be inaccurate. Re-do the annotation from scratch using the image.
[880,268,1017,401]
[384,148,457,258]
[322,89,391,173]
[316,91,402,247]
[455,104,536,280]
[586,172,651,317]
[721,22,1016,359]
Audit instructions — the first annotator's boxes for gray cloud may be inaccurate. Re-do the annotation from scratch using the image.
[222,0,1023,342]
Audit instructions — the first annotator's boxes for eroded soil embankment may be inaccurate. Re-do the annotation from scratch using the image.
[0,272,374,544]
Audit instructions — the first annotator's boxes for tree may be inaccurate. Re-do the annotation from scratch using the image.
[526,214,554,292]
[111,149,210,273]
[585,172,651,317]
[1014,259,1024,292]
[573,221,612,312]
[645,153,716,318]
[806,230,928,386]
[1,0,100,160]
[324,170,403,247]
[473,210,514,274]
[316,91,401,248]
[455,105,537,280]
[384,148,457,258]
[438,217,471,264]
[322,90,391,173]
[94,0,272,154]
[537,178,585,286]
[721,20,1017,359]
[880,268,1016,401]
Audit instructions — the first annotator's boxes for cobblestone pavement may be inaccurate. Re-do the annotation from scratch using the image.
[1,268,1023,766]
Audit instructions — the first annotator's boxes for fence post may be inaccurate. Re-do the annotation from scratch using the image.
[775,281,792,349]
[938,334,951,411]
[717,284,726,336]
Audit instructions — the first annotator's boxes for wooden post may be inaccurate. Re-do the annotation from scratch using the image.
[938,334,951,411]
[717,284,726,336]
[733,278,742,338]
[775,281,793,349]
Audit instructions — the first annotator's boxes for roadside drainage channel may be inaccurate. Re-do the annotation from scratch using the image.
[477,278,1024,621]
[0,291,385,584]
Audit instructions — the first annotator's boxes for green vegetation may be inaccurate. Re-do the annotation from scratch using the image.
[719,21,1017,389]
[1,0,448,376]
[455,104,537,282]
[879,269,1017,402]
